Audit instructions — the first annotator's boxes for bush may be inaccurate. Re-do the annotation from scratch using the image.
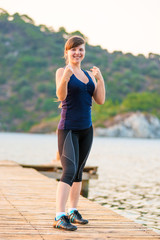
[37,83,56,96]
[18,119,38,131]
[13,77,29,91]
[0,76,6,84]
[35,97,43,110]
[7,105,27,119]
[122,92,160,111]
[42,98,55,112]
[19,86,34,99]
[37,83,48,93]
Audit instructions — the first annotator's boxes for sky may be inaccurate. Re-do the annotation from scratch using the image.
[0,0,160,56]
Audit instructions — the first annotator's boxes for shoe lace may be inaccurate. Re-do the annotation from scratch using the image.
[61,215,70,223]
[74,210,82,219]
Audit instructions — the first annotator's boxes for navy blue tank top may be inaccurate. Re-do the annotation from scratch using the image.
[58,69,95,130]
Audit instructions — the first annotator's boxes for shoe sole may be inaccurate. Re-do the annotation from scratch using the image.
[53,225,77,231]
[69,218,89,224]
[72,221,88,224]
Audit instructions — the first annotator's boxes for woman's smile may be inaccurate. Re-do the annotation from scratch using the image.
[74,56,81,59]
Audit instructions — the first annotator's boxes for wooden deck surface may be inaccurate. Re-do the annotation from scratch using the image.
[0,160,160,240]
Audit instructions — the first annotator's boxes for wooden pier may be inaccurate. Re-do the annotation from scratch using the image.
[0,160,159,240]
[20,161,98,198]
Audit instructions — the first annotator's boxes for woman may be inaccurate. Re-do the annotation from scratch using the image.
[53,35,105,231]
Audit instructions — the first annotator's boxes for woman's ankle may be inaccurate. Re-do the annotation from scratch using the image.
[56,212,66,220]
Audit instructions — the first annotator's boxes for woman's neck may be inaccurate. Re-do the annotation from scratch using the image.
[68,63,81,71]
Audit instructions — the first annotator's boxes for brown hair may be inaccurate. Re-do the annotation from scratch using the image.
[63,35,86,64]
[54,35,86,108]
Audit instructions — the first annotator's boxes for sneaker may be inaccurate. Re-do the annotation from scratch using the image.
[68,210,88,224]
[53,215,77,231]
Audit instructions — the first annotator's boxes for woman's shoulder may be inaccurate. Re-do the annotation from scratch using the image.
[57,66,66,70]
[56,66,65,75]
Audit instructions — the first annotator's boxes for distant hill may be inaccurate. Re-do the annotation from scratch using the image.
[0,8,160,132]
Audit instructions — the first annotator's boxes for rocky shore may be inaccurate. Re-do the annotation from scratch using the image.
[94,112,160,138]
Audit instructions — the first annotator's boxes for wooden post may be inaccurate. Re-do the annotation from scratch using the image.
[81,179,89,198]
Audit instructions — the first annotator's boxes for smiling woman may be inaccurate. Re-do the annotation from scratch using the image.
[53,35,105,231]
[64,36,86,65]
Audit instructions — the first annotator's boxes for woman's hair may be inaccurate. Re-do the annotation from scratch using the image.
[54,35,86,108]
[63,35,86,64]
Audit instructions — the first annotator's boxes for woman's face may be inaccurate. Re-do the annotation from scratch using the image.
[66,44,85,64]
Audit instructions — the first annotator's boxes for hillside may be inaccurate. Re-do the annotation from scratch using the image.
[0,8,160,132]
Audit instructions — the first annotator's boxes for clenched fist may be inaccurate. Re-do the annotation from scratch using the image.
[90,66,103,81]
[63,64,74,82]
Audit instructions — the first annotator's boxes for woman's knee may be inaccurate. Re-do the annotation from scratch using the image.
[60,161,77,186]
[60,174,76,187]
[73,168,83,182]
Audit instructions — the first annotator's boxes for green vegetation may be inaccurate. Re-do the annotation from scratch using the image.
[0,8,160,132]
[92,92,160,127]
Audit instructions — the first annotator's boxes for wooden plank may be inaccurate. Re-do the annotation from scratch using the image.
[0,160,159,240]
[21,162,98,173]
[41,171,98,180]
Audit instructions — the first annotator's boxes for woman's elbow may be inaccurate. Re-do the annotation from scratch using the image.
[57,96,65,102]
[98,100,105,105]
[95,99,105,105]
[95,97,105,105]
[101,98,105,104]
[56,90,67,101]
[56,93,64,102]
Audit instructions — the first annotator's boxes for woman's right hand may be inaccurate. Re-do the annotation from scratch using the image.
[55,65,73,102]
[63,64,74,82]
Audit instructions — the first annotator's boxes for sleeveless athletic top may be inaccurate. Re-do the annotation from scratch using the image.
[58,69,95,130]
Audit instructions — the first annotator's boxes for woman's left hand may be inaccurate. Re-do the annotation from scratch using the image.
[90,66,103,81]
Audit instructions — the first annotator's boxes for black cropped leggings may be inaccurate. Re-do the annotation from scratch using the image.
[57,125,93,186]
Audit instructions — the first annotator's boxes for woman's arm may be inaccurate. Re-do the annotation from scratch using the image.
[87,66,106,105]
[55,66,73,101]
